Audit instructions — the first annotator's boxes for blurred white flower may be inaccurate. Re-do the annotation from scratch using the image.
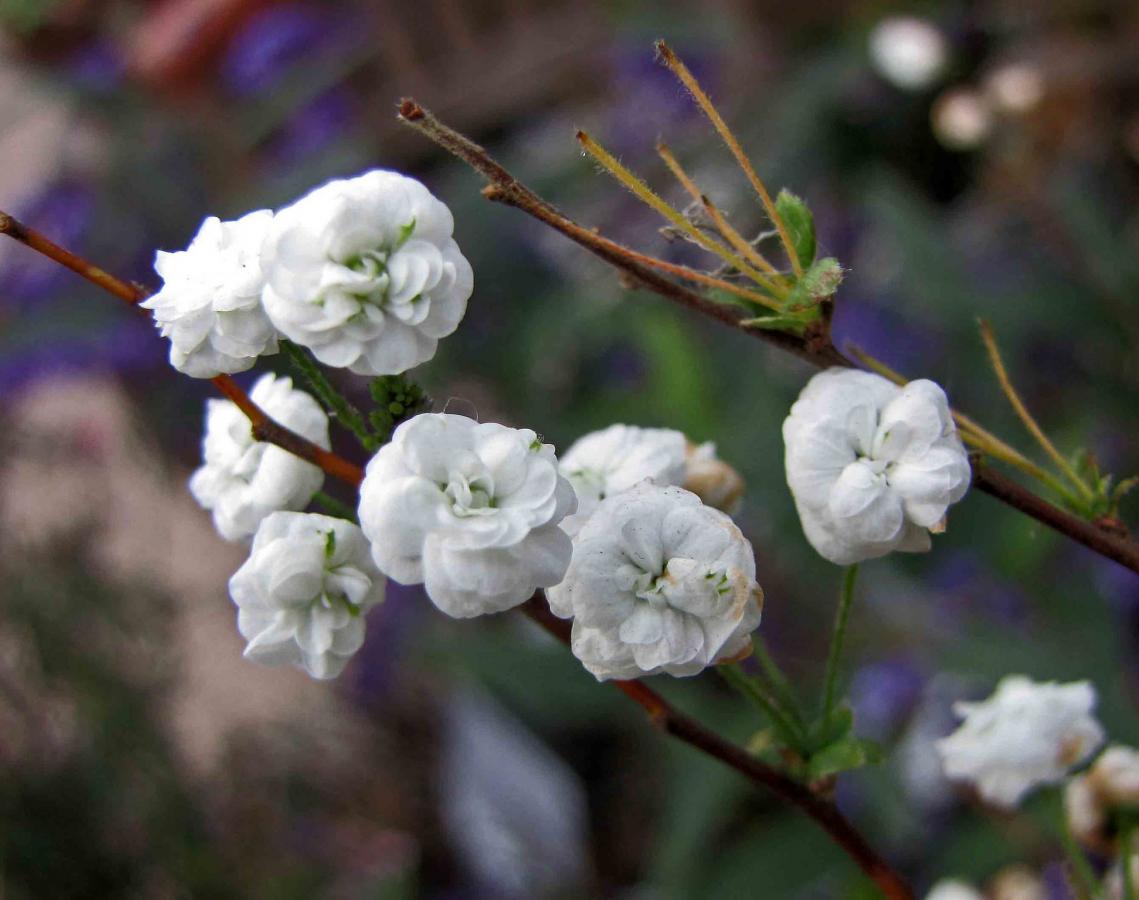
[925,880,985,900]
[932,88,993,150]
[558,424,687,536]
[141,210,278,378]
[869,17,948,91]
[936,675,1105,809]
[783,368,970,565]
[684,441,746,513]
[547,482,762,681]
[358,413,576,618]
[557,425,744,536]
[989,865,1046,900]
[229,512,384,679]
[190,373,330,541]
[1066,744,1139,852]
[984,63,1045,115]
[261,170,473,375]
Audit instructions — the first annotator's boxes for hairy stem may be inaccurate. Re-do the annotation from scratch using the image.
[654,40,804,278]
[718,664,808,748]
[281,339,376,451]
[822,565,858,726]
[979,320,1095,502]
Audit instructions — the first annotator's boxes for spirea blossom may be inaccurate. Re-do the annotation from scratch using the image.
[547,482,763,681]
[557,424,744,535]
[141,210,278,377]
[189,373,330,541]
[261,170,473,375]
[783,368,970,565]
[925,880,984,900]
[228,512,385,679]
[357,413,576,618]
[1065,744,1139,852]
[936,675,1105,809]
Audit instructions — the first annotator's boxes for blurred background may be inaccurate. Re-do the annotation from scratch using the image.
[0,0,1138,897]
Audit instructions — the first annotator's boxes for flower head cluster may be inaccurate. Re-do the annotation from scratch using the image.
[547,482,762,681]
[142,210,278,377]
[1066,744,1139,852]
[783,368,971,565]
[229,512,385,679]
[558,424,744,535]
[190,373,330,541]
[358,413,576,618]
[261,170,473,375]
[936,675,1105,809]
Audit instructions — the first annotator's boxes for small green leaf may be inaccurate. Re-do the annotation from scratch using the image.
[806,734,883,780]
[795,257,843,304]
[740,314,810,332]
[775,189,817,270]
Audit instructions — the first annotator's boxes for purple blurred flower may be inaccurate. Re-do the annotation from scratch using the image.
[267,88,357,165]
[67,41,124,92]
[0,318,163,397]
[850,657,925,740]
[0,181,96,309]
[831,294,940,375]
[220,3,349,97]
[604,42,716,156]
[348,579,430,706]
[928,550,1029,629]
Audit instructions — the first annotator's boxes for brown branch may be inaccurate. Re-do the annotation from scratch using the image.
[519,596,914,900]
[0,210,363,489]
[396,99,1139,576]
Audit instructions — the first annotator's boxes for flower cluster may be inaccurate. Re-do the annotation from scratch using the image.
[936,675,1104,808]
[190,372,330,541]
[548,483,763,681]
[783,368,971,565]
[229,512,385,679]
[146,170,473,379]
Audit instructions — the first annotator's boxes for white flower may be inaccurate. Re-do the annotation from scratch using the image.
[1065,744,1139,852]
[783,368,971,565]
[925,880,985,900]
[357,413,576,618]
[547,482,763,681]
[261,170,473,375]
[141,210,278,378]
[936,675,1105,809]
[558,425,687,536]
[869,16,948,91]
[229,512,385,679]
[189,373,330,541]
[558,425,745,536]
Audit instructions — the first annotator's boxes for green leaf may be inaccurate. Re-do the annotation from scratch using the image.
[806,734,883,780]
[740,314,810,332]
[775,189,817,270]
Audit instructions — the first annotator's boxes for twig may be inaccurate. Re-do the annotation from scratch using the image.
[654,40,804,279]
[519,596,915,900]
[978,320,1095,503]
[396,99,1139,576]
[0,210,363,489]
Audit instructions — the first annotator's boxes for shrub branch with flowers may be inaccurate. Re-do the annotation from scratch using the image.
[4,41,1139,900]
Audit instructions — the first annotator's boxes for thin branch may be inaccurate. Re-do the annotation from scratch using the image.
[518,597,913,899]
[0,210,364,489]
[396,100,1139,576]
